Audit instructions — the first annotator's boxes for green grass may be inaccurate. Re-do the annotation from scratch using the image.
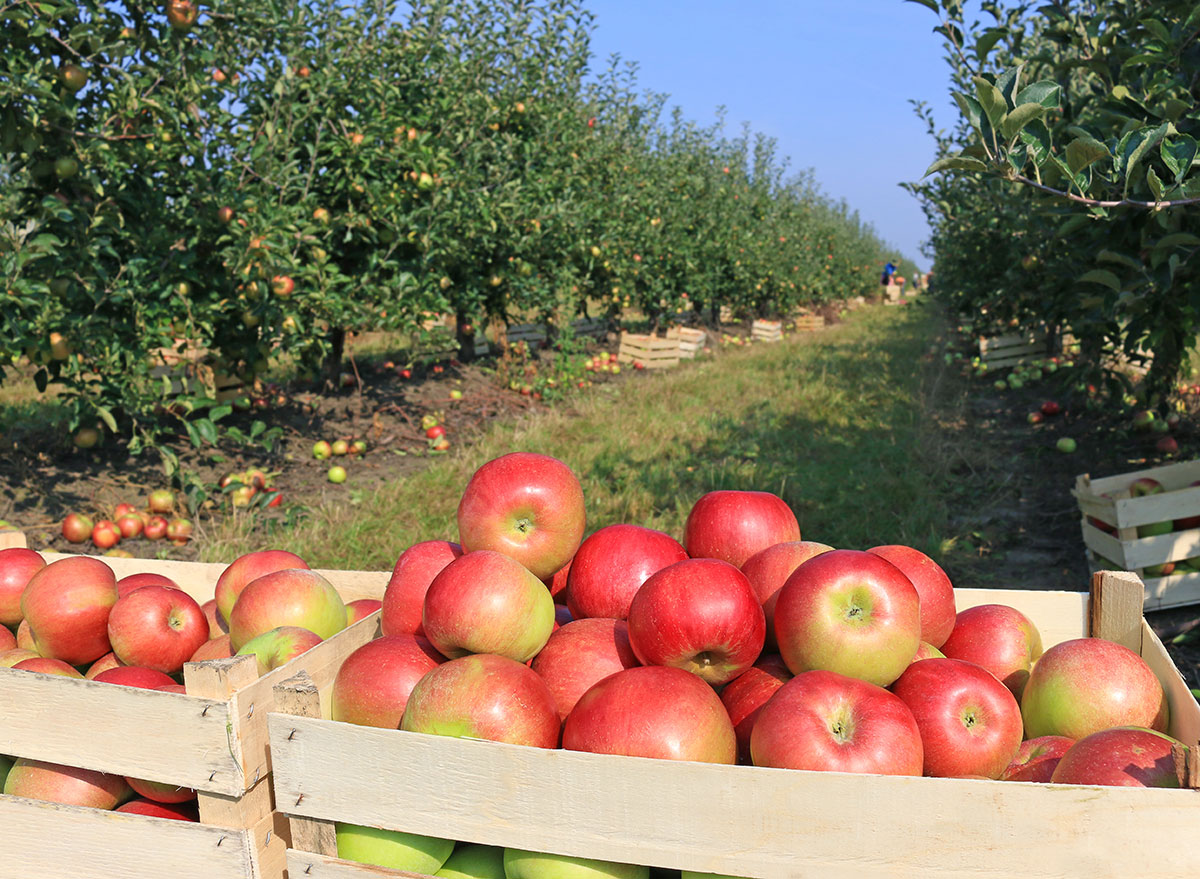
[201,304,965,571]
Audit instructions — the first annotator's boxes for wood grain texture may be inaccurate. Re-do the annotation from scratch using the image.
[274,671,339,858]
[1080,459,1200,497]
[1090,570,1145,651]
[0,529,28,549]
[286,850,434,879]
[0,794,258,879]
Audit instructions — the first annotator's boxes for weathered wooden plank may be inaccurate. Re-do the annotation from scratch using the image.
[617,333,680,369]
[0,529,27,549]
[286,850,431,879]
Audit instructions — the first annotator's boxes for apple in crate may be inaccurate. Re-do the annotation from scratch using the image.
[227,569,348,651]
[543,558,572,600]
[0,546,45,626]
[751,669,923,776]
[3,758,132,809]
[721,655,792,764]
[401,653,559,748]
[200,598,228,638]
[0,626,14,652]
[93,666,178,689]
[381,540,463,636]
[1000,735,1075,783]
[866,544,957,648]
[530,618,641,722]
[117,572,182,597]
[436,843,506,878]
[14,657,85,678]
[1020,637,1169,740]
[116,799,199,821]
[740,540,833,649]
[345,598,382,624]
[108,585,210,674]
[891,657,1023,779]
[503,848,649,879]
[190,633,233,662]
[456,452,586,580]
[214,549,310,624]
[565,523,688,620]
[563,666,736,764]
[335,823,454,874]
[939,604,1043,699]
[626,558,765,685]
[773,549,921,687]
[236,626,323,676]
[332,634,443,728]
[422,550,554,663]
[1050,727,1186,788]
[683,489,800,567]
[21,555,118,665]
[0,648,39,668]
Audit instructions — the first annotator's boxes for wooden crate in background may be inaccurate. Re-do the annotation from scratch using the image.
[0,529,26,550]
[0,552,390,879]
[977,330,1052,370]
[666,326,706,359]
[616,333,680,369]
[267,572,1199,879]
[750,319,783,343]
[569,317,608,340]
[794,314,826,332]
[1075,459,1200,610]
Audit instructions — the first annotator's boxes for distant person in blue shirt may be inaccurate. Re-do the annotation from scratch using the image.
[881,261,897,287]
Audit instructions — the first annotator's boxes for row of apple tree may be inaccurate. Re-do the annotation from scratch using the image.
[907,0,1200,406]
[0,0,900,455]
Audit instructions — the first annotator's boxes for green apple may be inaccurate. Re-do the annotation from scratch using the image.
[312,440,332,459]
[0,754,12,789]
[503,849,649,879]
[435,843,506,878]
[327,466,347,484]
[1056,437,1077,453]
[335,823,454,873]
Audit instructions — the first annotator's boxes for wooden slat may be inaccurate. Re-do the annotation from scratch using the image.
[0,669,241,795]
[1080,459,1200,497]
[286,850,432,879]
[274,672,339,859]
[617,334,680,369]
[0,530,27,549]
[952,587,1088,649]
[1089,570,1144,651]
[1141,621,1200,748]
[0,794,258,879]
[1144,572,1200,611]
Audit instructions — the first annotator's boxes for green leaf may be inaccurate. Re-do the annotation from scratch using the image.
[923,155,988,176]
[33,368,48,393]
[1161,135,1198,184]
[995,65,1023,109]
[903,0,939,12]
[1079,269,1122,292]
[1119,123,1169,196]
[209,404,233,422]
[1097,249,1142,270]
[1065,135,1110,175]
[1155,233,1200,249]
[1057,214,1091,236]
[95,406,118,434]
[977,30,1009,64]
[1001,103,1046,141]
[196,418,218,446]
[1147,166,1164,201]
[953,92,983,132]
[1015,80,1061,109]
[1019,119,1052,167]
[974,76,1008,129]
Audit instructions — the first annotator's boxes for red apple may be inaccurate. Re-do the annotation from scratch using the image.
[565,524,688,620]
[115,798,199,821]
[346,598,382,624]
[773,549,921,687]
[939,604,1043,699]
[190,634,233,662]
[720,654,793,764]
[1020,637,1169,740]
[13,657,85,678]
[740,540,834,649]
[891,657,1024,779]
[116,514,144,539]
[0,547,44,626]
[126,775,196,804]
[0,625,14,652]
[866,544,957,648]
[683,490,800,567]
[1050,727,1185,787]
[235,626,323,675]
[626,558,765,685]
[3,759,131,809]
[85,651,125,679]
[1000,735,1075,782]
[107,585,210,674]
[400,653,559,748]
[93,666,178,689]
[381,540,463,636]
[563,666,736,764]
[214,549,310,624]
[331,634,444,728]
[530,618,641,722]
[910,641,945,663]
[542,558,572,600]
[200,598,228,638]
[422,551,554,663]
[0,648,39,668]
[148,490,175,514]
[92,519,121,550]
[227,569,347,651]
[16,618,34,651]
[456,452,586,580]
[750,669,923,775]
[61,513,94,544]
[117,572,182,598]
[144,515,169,540]
[21,556,118,665]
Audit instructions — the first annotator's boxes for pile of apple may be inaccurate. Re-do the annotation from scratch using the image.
[60,490,193,552]
[316,452,1185,876]
[313,436,369,484]
[1089,474,1200,575]
[219,468,283,509]
[0,544,381,821]
[423,415,451,453]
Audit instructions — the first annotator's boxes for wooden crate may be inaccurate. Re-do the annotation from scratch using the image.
[0,552,390,879]
[977,331,1051,370]
[666,326,706,359]
[616,333,680,369]
[1075,459,1200,610]
[0,529,27,550]
[750,319,782,343]
[505,323,549,351]
[569,317,608,340]
[793,314,826,332]
[267,573,1200,879]
[718,304,735,324]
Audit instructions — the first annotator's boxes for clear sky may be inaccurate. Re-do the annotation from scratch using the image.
[583,0,963,270]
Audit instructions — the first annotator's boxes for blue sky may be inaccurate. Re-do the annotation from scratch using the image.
[584,0,963,269]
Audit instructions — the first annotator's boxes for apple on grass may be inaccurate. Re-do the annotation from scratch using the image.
[530,618,641,722]
[683,489,801,567]
[236,626,323,676]
[21,555,118,665]
[1020,637,1169,740]
[335,823,454,874]
[0,547,46,626]
[503,848,649,879]
[3,758,132,810]
[865,544,957,648]
[890,658,1024,779]
[381,540,462,636]
[435,843,506,878]
[1050,726,1186,787]
[625,558,765,685]
[422,550,554,663]
[227,569,348,652]
[456,452,586,580]
[400,653,560,748]
[772,549,921,687]
[939,604,1043,699]
[214,549,310,624]
[1000,735,1075,782]
[331,634,443,728]
[564,523,688,620]
[740,540,834,649]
